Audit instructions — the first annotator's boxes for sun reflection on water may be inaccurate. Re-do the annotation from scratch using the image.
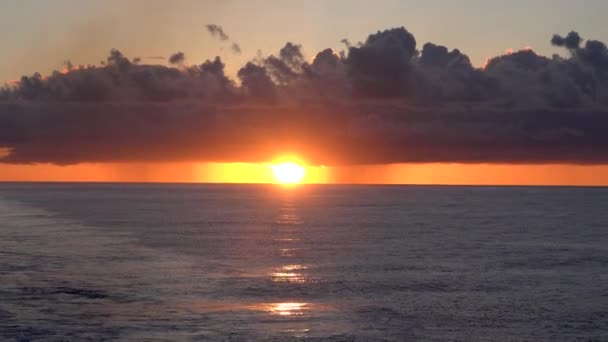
[278,247,300,257]
[274,238,299,242]
[262,190,313,334]
[270,264,308,283]
[268,302,309,316]
[274,209,303,225]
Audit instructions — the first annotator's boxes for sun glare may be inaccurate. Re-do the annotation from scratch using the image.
[271,162,306,184]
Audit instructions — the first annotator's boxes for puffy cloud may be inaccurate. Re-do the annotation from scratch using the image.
[549,31,608,104]
[416,42,493,102]
[578,40,608,71]
[237,62,276,101]
[168,51,185,65]
[279,42,305,70]
[307,48,346,81]
[3,51,238,103]
[551,31,582,51]
[261,43,305,85]
[198,57,236,101]
[346,27,417,97]
[485,49,550,72]
[205,24,229,41]
[2,28,608,165]
[420,43,471,68]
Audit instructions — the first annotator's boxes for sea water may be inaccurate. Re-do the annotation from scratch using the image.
[0,183,607,340]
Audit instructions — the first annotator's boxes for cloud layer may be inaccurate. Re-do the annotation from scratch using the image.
[2,28,608,165]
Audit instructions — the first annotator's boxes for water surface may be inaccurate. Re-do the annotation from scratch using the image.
[1,183,607,340]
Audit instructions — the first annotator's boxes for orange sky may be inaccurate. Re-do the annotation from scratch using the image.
[1,162,608,186]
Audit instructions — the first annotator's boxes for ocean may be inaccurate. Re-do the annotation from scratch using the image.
[0,183,607,341]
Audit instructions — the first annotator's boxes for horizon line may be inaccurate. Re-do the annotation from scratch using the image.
[1,180,607,189]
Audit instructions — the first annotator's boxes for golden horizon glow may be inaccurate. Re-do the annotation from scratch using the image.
[271,162,306,184]
[1,162,608,186]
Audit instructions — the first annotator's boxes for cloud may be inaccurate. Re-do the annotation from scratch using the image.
[205,24,242,56]
[346,27,417,97]
[2,28,608,165]
[2,101,607,165]
[237,62,276,101]
[551,31,582,51]
[260,43,305,85]
[340,38,352,49]
[168,51,185,65]
[205,24,229,41]
[231,43,242,55]
[279,42,305,69]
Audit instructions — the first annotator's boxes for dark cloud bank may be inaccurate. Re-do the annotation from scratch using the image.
[2,27,608,165]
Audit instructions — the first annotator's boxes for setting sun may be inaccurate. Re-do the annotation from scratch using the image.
[271,162,306,184]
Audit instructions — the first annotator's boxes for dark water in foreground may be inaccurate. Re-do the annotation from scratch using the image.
[0,183,607,341]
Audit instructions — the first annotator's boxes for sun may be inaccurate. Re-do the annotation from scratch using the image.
[271,162,306,184]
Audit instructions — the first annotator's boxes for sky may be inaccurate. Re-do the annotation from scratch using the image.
[3,0,608,82]
[1,0,608,185]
